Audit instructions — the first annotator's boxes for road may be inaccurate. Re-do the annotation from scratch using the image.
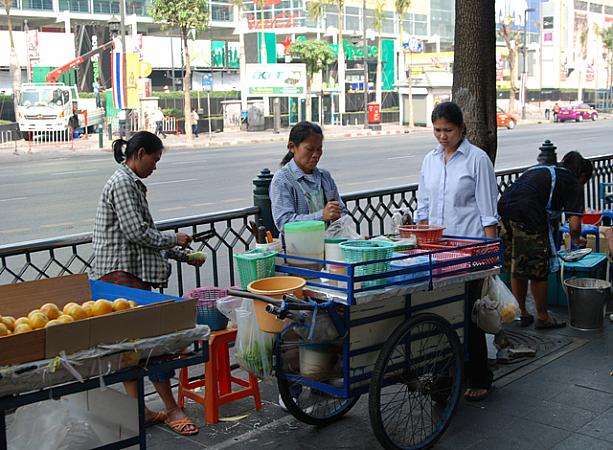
[0,120,610,244]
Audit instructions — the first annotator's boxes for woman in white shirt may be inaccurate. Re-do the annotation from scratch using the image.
[416,101,499,402]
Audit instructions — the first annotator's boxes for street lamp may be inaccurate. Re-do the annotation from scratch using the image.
[522,7,535,120]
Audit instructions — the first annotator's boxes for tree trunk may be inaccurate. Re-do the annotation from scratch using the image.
[5,2,21,120]
[453,0,497,163]
[337,9,345,123]
[238,4,248,111]
[508,47,517,113]
[260,3,267,63]
[182,29,193,141]
[375,34,382,105]
[398,21,404,125]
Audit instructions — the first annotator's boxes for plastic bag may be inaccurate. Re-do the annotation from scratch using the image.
[8,399,103,450]
[216,296,244,323]
[234,300,275,379]
[472,276,520,333]
[293,310,340,343]
[325,215,361,240]
[487,275,520,323]
[391,208,414,233]
[471,294,502,334]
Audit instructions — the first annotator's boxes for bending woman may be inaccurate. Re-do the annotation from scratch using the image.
[93,131,204,436]
[270,121,347,232]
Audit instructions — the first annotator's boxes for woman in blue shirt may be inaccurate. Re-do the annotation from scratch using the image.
[416,102,499,402]
[270,121,347,233]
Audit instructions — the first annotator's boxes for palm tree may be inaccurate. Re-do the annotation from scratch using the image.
[394,0,411,126]
[255,0,267,63]
[308,0,346,124]
[577,27,589,103]
[596,25,613,108]
[1,0,21,119]
[373,0,385,106]
[453,0,497,162]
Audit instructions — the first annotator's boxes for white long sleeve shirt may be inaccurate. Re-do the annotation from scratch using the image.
[415,138,499,238]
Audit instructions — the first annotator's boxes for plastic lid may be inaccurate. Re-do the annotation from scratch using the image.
[284,220,325,233]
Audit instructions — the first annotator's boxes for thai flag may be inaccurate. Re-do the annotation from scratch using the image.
[111,51,126,110]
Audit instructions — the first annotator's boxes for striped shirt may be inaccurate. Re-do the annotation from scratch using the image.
[269,158,347,232]
[92,163,187,286]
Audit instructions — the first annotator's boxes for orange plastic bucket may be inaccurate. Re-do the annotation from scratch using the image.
[247,276,306,333]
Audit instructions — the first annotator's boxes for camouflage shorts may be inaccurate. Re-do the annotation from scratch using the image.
[500,220,550,281]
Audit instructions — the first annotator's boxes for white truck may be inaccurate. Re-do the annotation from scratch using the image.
[17,83,105,139]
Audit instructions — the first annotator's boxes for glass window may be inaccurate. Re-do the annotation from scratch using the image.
[430,0,454,39]
[324,4,338,30]
[23,0,53,9]
[589,3,602,13]
[211,3,233,21]
[344,6,360,32]
[574,1,587,11]
[383,11,394,33]
[402,13,414,35]
[93,0,119,13]
[126,0,148,15]
[606,5,613,14]
[59,0,90,12]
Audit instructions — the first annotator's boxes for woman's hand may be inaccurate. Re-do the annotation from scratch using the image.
[176,232,192,248]
[323,201,342,222]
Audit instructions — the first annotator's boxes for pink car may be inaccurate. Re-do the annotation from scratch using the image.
[556,103,598,122]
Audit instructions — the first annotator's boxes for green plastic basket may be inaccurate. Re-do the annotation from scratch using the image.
[339,240,396,287]
[234,249,277,289]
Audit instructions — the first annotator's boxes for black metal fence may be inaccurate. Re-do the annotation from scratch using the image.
[1,154,612,296]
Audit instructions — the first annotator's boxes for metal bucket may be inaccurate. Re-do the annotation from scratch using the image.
[564,278,611,330]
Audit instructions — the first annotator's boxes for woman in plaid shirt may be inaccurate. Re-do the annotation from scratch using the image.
[93,131,204,436]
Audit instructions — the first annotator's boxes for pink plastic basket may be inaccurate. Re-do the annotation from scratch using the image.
[185,287,229,331]
[398,225,445,244]
[400,249,469,274]
[419,239,500,267]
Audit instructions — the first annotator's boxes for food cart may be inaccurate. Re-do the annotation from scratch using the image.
[230,236,502,450]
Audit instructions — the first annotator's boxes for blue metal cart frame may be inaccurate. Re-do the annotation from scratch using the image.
[234,236,502,450]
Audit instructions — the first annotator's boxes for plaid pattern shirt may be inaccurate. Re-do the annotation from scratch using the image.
[92,163,187,285]
[269,159,347,232]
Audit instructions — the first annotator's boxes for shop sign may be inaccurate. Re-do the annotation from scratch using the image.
[246,63,306,96]
[247,12,300,30]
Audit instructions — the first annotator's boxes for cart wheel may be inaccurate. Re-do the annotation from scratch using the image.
[275,334,360,426]
[368,313,463,450]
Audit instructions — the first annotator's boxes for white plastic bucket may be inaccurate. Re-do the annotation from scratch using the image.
[284,221,325,270]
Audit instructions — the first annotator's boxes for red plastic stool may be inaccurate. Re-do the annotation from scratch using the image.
[178,328,262,424]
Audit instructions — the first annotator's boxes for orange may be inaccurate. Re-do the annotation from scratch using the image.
[1,316,15,332]
[14,323,33,334]
[14,317,31,328]
[62,302,79,315]
[82,300,95,309]
[65,304,87,321]
[27,309,43,320]
[92,299,114,316]
[128,300,138,308]
[81,303,94,318]
[57,314,74,324]
[46,319,63,328]
[40,303,61,320]
[29,312,49,329]
[112,298,130,312]
[0,323,8,336]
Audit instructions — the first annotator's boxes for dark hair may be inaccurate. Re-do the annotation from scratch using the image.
[280,121,324,166]
[560,151,593,181]
[112,131,163,163]
[431,101,465,129]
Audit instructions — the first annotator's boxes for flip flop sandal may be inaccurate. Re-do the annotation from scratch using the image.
[464,385,494,402]
[165,417,199,436]
[145,411,167,427]
[535,315,566,329]
[520,314,534,327]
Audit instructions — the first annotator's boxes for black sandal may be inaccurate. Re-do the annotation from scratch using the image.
[464,385,494,402]
[520,314,534,327]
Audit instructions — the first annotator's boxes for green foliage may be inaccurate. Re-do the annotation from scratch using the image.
[149,0,209,35]
[373,0,385,33]
[154,90,239,98]
[597,25,613,52]
[306,0,342,20]
[162,108,182,118]
[394,0,411,23]
[289,40,336,76]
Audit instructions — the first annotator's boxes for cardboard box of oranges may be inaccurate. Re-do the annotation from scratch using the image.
[0,273,196,366]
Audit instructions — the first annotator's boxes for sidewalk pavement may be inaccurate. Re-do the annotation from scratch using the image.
[0,114,565,158]
[143,301,613,450]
